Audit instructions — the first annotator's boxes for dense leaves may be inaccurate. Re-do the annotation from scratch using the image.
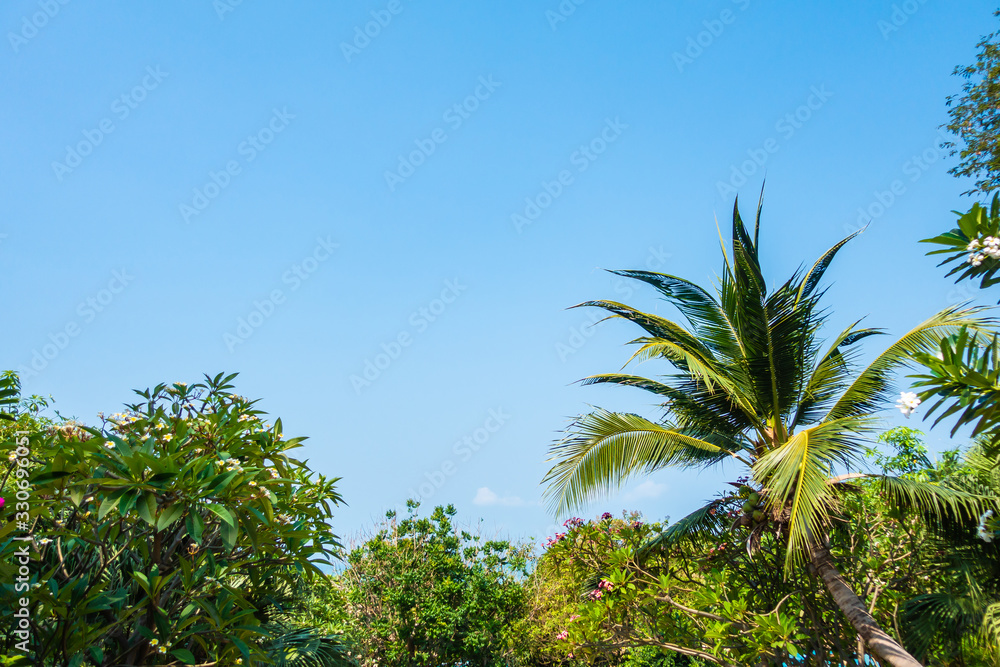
[339,502,530,667]
[0,372,346,666]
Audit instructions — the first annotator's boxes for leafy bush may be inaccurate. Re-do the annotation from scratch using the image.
[340,501,529,666]
[0,372,345,666]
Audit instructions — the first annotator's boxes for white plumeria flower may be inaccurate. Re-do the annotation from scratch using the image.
[967,239,982,251]
[978,510,995,542]
[897,391,921,418]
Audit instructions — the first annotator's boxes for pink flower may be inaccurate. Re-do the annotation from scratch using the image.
[556,631,568,640]
[569,614,581,622]
[0,497,5,510]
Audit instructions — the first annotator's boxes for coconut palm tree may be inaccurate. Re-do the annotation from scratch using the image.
[543,196,1000,667]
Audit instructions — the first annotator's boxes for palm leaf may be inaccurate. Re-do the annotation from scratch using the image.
[876,475,1000,525]
[753,418,868,574]
[825,304,994,421]
[543,409,732,516]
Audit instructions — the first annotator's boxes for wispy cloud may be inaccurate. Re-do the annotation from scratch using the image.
[473,487,525,507]
[623,480,667,501]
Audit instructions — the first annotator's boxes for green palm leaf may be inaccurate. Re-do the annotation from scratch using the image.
[752,418,869,574]
[543,409,738,516]
[825,304,994,421]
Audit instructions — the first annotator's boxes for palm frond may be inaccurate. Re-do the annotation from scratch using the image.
[0,371,20,421]
[260,627,354,667]
[876,475,1000,526]
[791,322,885,429]
[543,409,734,516]
[795,228,865,306]
[641,498,729,553]
[753,418,869,574]
[825,304,994,421]
[605,269,744,362]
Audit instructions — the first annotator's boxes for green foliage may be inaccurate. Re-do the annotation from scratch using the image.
[869,427,936,477]
[942,9,1000,196]
[340,501,530,667]
[537,511,851,666]
[923,196,1000,290]
[0,372,346,666]
[911,327,1000,440]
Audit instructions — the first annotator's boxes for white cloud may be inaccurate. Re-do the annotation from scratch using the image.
[473,487,525,507]
[624,480,666,501]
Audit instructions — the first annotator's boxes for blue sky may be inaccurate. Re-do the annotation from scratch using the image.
[1,1,995,546]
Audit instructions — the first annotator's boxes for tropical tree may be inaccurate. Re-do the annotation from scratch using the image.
[942,9,1000,196]
[542,197,1000,667]
[0,372,348,666]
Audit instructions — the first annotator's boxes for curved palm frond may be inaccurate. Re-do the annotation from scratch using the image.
[795,228,865,306]
[753,417,871,574]
[790,322,885,430]
[260,627,354,667]
[876,475,1000,526]
[825,304,995,421]
[543,409,741,516]
[641,498,729,554]
[606,269,745,361]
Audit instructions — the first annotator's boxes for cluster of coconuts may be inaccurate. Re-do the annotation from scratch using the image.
[738,485,767,525]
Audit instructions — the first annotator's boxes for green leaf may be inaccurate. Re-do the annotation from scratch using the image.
[206,504,235,528]
[185,511,204,543]
[171,649,196,665]
[221,520,238,551]
[156,503,185,531]
[98,494,123,520]
[136,491,157,526]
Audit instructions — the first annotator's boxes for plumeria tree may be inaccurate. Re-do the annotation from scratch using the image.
[0,372,347,666]
[543,197,1000,667]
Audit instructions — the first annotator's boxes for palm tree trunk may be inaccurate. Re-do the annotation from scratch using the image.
[807,538,922,667]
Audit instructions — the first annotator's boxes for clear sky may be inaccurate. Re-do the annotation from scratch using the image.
[2,1,996,546]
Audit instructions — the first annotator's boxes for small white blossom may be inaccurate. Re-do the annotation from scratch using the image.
[897,391,921,418]
[978,510,995,543]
